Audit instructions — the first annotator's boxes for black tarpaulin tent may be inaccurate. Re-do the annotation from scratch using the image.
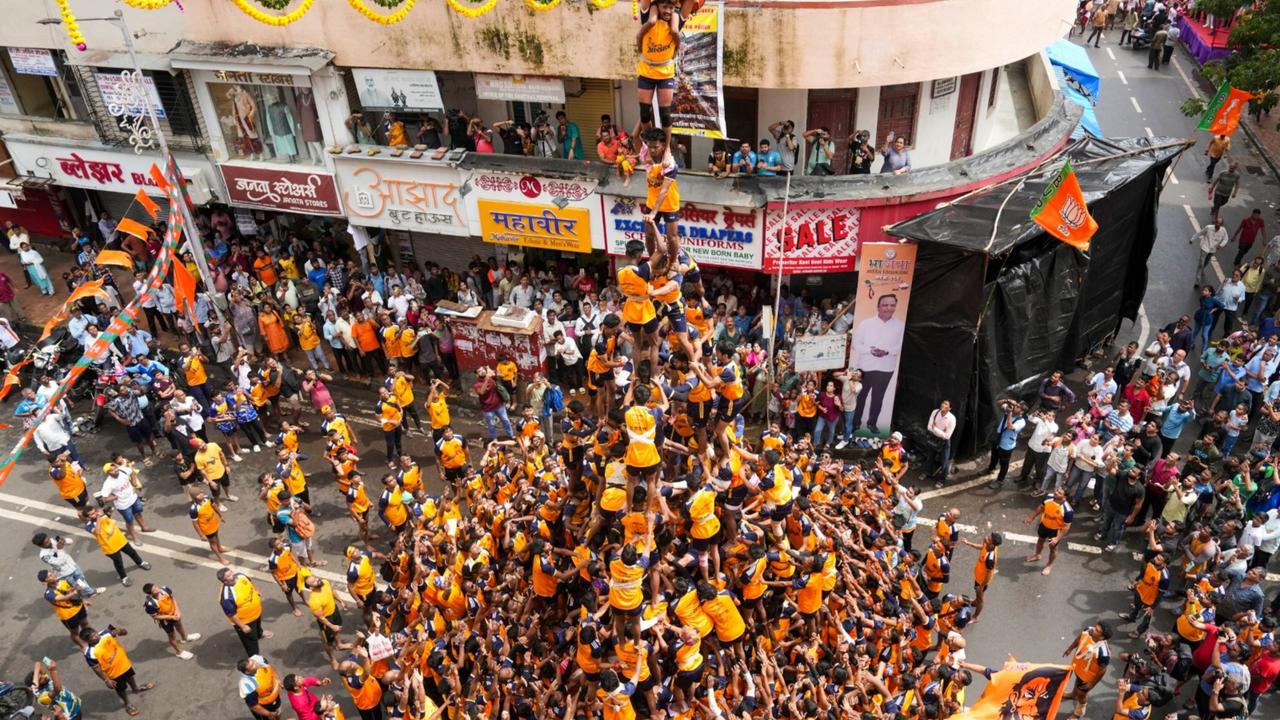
[884,135,1189,457]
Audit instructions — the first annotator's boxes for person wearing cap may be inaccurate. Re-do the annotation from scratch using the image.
[879,432,910,483]
[217,567,272,657]
[29,658,81,720]
[42,568,92,649]
[142,583,200,660]
[237,654,283,720]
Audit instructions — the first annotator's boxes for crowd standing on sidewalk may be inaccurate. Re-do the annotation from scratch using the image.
[4,3,1278,719]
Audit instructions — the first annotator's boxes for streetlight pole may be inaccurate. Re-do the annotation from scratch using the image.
[41,10,224,323]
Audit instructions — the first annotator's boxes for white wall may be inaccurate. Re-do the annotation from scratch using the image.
[911,84,960,168]
[854,86,880,146]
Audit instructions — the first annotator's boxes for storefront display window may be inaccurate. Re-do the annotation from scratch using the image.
[207,81,323,166]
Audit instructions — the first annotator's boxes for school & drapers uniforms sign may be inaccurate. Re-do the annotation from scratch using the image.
[602,196,761,270]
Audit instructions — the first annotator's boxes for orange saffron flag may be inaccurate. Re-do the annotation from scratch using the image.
[1029,160,1097,252]
[67,278,109,305]
[1198,84,1254,137]
[949,661,1071,720]
[116,217,153,241]
[133,189,160,220]
[38,308,69,343]
[94,249,135,269]
[0,358,29,400]
[172,258,197,320]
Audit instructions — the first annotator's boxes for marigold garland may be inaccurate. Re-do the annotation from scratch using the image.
[446,0,500,19]
[121,0,176,9]
[524,0,562,10]
[348,0,416,24]
[590,0,618,7]
[55,0,87,51]
[230,0,316,26]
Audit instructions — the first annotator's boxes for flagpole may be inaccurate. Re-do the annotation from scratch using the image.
[110,9,225,326]
[765,171,792,427]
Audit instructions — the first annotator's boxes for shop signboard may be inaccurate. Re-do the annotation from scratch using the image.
[465,170,603,250]
[477,199,591,254]
[333,156,467,236]
[8,48,57,77]
[351,68,443,112]
[0,73,20,114]
[219,163,342,216]
[4,140,213,199]
[763,205,860,274]
[474,74,565,104]
[94,72,167,119]
[601,195,761,270]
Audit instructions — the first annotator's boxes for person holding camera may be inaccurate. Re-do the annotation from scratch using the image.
[847,129,875,175]
[985,399,1027,487]
[768,120,798,174]
[803,128,835,176]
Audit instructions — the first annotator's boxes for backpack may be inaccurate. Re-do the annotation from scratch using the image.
[293,507,315,540]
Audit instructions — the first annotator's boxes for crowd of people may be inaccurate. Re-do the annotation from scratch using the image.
[7,5,1278,720]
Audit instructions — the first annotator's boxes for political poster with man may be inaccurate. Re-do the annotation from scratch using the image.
[848,242,916,438]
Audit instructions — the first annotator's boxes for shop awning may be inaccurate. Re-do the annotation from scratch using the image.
[1045,39,1102,138]
[167,40,333,75]
[64,49,172,72]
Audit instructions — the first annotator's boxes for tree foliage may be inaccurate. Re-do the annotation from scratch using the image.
[1180,0,1280,125]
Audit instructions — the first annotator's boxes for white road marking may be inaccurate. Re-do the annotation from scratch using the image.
[915,514,1279,578]
[0,492,356,594]
[1144,127,1154,138]
[918,474,997,501]
[1106,47,1116,61]
[1117,70,1128,85]
[1171,57,1203,99]
[1130,96,1143,114]
[1169,172,1179,185]
[1183,204,1202,233]
[1135,304,1151,348]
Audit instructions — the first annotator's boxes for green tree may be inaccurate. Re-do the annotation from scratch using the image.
[1180,0,1280,126]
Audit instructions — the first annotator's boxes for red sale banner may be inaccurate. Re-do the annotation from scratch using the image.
[763,205,860,274]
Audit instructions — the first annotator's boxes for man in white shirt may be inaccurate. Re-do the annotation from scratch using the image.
[850,294,906,434]
[1218,269,1247,335]
[1017,409,1059,489]
[99,460,153,541]
[927,400,956,487]
[1065,434,1105,507]
[1156,349,1192,398]
[67,308,99,345]
[1194,216,1230,286]
[1088,366,1118,399]
[551,330,584,391]
[33,413,79,462]
[387,286,411,321]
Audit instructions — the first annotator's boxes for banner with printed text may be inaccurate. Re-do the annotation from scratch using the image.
[763,205,860,274]
[602,195,761,269]
[848,242,916,438]
[670,2,726,139]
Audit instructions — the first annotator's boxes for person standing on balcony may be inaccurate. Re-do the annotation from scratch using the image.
[557,111,585,160]
[636,0,681,142]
